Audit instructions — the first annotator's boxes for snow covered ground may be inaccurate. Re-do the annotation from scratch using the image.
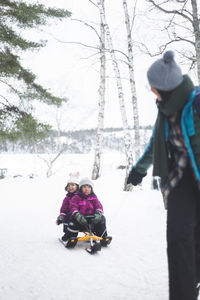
[0,152,168,300]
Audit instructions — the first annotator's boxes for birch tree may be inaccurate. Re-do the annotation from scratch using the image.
[122,0,140,161]
[146,0,200,84]
[92,0,106,180]
[52,10,107,180]
[97,0,133,191]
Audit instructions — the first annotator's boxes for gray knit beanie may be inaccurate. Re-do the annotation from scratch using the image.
[147,51,183,91]
[79,177,94,189]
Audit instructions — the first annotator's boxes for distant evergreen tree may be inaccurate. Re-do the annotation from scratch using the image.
[0,0,71,142]
[14,113,51,147]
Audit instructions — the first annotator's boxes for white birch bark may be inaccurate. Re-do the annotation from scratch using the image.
[191,0,200,84]
[97,0,133,191]
[122,0,140,161]
[92,0,106,180]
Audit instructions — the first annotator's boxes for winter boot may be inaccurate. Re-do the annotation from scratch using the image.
[61,235,78,248]
[65,237,78,248]
[61,233,69,241]
[101,236,112,247]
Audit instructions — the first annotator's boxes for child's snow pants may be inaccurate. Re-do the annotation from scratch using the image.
[62,213,71,233]
[167,165,200,300]
[64,215,107,239]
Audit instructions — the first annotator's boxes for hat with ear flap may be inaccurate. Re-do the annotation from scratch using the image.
[147,50,183,91]
[79,177,94,189]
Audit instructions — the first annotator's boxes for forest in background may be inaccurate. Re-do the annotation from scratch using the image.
[0,126,152,154]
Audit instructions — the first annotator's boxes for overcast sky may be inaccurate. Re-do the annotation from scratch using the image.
[22,0,198,131]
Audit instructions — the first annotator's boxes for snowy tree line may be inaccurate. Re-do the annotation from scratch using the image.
[0,126,152,155]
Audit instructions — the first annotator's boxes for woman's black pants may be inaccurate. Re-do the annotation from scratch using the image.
[167,166,200,300]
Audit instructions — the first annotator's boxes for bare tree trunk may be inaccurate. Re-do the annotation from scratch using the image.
[122,0,140,161]
[92,0,106,180]
[191,0,200,84]
[97,0,133,191]
[37,145,67,177]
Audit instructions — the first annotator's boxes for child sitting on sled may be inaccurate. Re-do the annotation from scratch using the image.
[56,173,79,236]
[61,177,110,246]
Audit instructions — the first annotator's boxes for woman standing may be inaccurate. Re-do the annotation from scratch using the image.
[127,51,200,300]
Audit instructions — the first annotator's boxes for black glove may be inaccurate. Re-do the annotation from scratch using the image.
[127,168,147,186]
[92,211,102,224]
[74,212,87,226]
[56,215,64,225]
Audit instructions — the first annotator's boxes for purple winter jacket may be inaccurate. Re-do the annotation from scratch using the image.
[59,192,78,218]
[70,192,103,216]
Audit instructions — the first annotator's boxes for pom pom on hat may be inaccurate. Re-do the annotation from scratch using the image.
[147,50,183,91]
[66,172,80,186]
[163,50,174,63]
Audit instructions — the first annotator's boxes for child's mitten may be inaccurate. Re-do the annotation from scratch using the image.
[56,215,64,225]
[92,211,102,224]
[74,212,87,226]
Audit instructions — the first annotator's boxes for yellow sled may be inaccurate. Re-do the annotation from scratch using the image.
[60,215,112,254]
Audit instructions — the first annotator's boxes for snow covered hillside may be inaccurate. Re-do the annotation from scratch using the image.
[0,152,168,300]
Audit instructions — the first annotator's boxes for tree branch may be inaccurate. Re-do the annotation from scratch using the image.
[0,79,22,96]
[52,35,129,60]
[0,94,12,106]
[71,18,100,41]
[147,0,193,24]
[136,35,195,57]
[53,39,100,50]
[88,0,99,8]
[130,0,138,32]
[80,52,100,60]
[167,21,193,34]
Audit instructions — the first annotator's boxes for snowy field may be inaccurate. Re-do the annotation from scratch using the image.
[0,152,168,300]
